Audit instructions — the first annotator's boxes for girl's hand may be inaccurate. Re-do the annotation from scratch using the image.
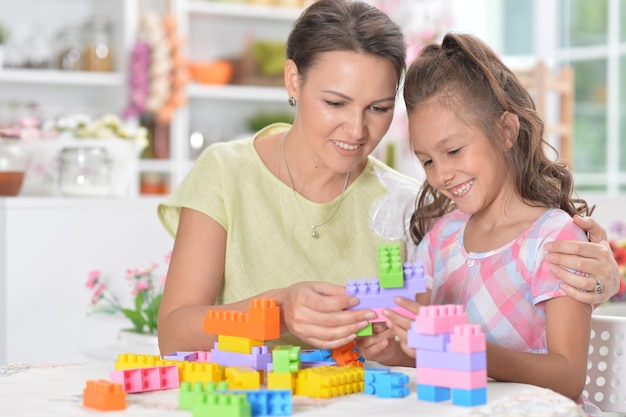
[277,281,375,349]
[544,215,619,305]
[357,296,423,366]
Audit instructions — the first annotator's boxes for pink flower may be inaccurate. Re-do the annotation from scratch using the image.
[164,251,172,264]
[86,270,101,289]
[132,280,151,295]
[91,283,106,304]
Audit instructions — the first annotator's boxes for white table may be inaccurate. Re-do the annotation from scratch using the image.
[0,362,587,417]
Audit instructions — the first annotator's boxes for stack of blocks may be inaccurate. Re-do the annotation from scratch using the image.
[346,243,426,336]
[407,304,487,406]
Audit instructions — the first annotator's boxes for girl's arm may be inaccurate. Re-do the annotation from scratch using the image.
[487,295,591,400]
[158,208,373,356]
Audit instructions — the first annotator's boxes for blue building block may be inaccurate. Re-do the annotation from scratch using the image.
[364,369,410,398]
[234,390,292,416]
[452,387,487,407]
[416,384,451,402]
[300,349,333,363]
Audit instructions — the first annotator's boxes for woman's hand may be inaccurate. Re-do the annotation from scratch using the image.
[276,281,375,349]
[544,215,619,305]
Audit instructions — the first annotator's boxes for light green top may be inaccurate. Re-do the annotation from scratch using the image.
[158,123,421,344]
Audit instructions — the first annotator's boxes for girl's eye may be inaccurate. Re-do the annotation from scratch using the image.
[421,159,433,168]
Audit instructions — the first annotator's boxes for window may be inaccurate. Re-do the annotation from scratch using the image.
[501,0,625,194]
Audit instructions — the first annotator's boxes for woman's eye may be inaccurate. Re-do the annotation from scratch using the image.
[371,105,391,113]
[324,100,343,107]
[449,147,462,156]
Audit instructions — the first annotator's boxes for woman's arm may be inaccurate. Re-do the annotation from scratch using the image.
[544,215,619,304]
[157,208,373,356]
[487,296,591,400]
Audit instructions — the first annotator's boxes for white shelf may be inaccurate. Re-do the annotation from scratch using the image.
[186,83,286,102]
[186,0,302,21]
[0,69,125,87]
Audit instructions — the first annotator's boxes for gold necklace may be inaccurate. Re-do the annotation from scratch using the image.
[279,132,351,239]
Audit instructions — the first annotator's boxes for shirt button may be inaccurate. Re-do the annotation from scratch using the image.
[467,259,475,267]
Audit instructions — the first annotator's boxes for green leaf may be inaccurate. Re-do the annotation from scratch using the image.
[121,307,146,333]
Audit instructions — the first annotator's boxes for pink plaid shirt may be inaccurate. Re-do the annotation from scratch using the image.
[414,208,588,353]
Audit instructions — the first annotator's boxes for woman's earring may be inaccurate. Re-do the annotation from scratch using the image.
[288,96,296,107]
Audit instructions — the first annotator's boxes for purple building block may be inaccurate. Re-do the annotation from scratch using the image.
[163,351,198,361]
[210,342,272,371]
[416,350,486,371]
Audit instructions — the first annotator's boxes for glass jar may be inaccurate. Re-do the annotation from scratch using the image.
[82,16,114,72]
[56,26,83,71]
[58,147,111,197]
[0,137,29,196]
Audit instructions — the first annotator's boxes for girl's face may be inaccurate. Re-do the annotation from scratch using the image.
[288,50,398,174]
[409,99,512,215]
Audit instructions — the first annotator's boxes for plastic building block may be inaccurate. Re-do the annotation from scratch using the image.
[211,342,273,371]
[364,369,410,398]
[110,364,180,393]
[266,371,296,392]
[450,324,487,353]
[356,322,373,336]
[180,361,225,385]
[197,351,212,362]
[296,365,364,398]
[164,351,198,361]
[377,243,404,288]
[452,387,487,407]
[272,345,301,373]
[219,335,264,354]
[83,380,126,411]
[299,349,333,363]
[369,307,417,323]
[331,342,362,367]
[416,350,486,372]
[300,361,337,369]
[204,299,280,341]
[225,366,262,390]
[414,304,467,335]
[346,274,425,310]
[416,367,487,390]
[193,393,251,417]
[416,384,451,402]
[231,390,292,416]
[407,324,450,350]
[179,381,230,410]
[115,353,162,370]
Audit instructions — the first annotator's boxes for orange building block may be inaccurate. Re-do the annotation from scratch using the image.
[331,342,363,367]
[204,298,280,341]
[83,380,126,411]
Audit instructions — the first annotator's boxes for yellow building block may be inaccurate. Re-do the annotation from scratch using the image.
[296,366,364,398]
[225,366,262,390]
[217,334,264,354]
[180,362,225,384]
[114,353,162,370]
[267,371,296,392]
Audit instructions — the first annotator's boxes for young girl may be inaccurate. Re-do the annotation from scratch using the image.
[357,33,597,413]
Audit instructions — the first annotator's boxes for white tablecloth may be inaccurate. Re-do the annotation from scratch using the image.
[0,362,587,417]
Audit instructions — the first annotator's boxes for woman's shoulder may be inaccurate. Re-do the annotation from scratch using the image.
[366,156,421,191]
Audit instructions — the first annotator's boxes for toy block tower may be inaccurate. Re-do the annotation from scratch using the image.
[204,299,279,375]
[407,304,487,407]
[346,243,426,336]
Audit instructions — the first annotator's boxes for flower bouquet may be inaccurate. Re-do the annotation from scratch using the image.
[86,252,170,335]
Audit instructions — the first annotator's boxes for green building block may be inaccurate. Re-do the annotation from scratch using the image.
[272,345,301,373]
[192,393,251,417]
[356,322,373,336]
[378,243,403,288]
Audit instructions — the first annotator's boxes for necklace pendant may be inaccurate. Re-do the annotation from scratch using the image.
[311,226,319,239]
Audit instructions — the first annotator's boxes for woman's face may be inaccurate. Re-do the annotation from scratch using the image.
[289,50,398,175]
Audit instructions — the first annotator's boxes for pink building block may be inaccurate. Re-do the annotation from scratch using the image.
[196,351,212,362]
[450,324,486,353]
[414,305,467,335]
[416,367,487,390]
[110,365,180,393]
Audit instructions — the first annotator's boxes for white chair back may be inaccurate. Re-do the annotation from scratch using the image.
[584,313,626,413]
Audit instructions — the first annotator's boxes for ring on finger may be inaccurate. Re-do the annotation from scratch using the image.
[593,277,604,294]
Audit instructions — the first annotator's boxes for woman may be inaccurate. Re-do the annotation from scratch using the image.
[156,0,618,357]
